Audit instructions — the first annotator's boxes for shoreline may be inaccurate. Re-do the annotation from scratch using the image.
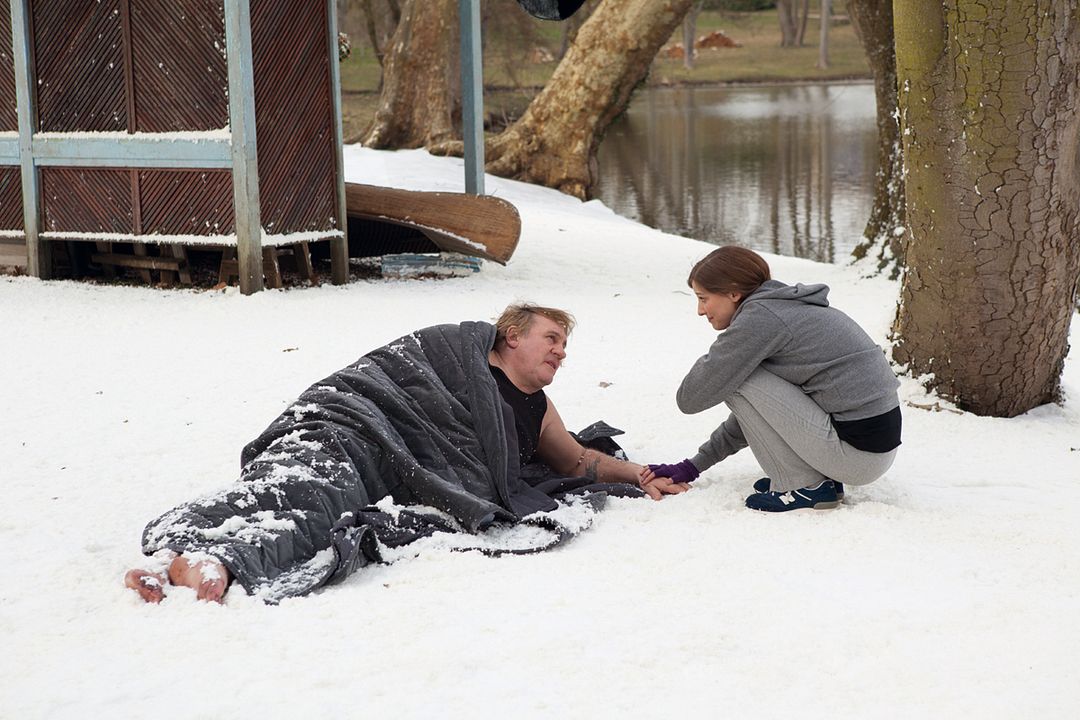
[341,75,875,98]
[649,75,873,89]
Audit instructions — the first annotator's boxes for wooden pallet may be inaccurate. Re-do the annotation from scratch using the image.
[345,183,521,265]
[218,243,316,289]
[91,243,193,286]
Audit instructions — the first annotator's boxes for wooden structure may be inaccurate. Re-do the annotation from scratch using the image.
[345,183,520,265]
[0,0,348,293]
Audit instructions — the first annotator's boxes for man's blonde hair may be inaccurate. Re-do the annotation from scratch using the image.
[494,303,576,347]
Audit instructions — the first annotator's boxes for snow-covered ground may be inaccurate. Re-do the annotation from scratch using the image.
[2,147,1078,719]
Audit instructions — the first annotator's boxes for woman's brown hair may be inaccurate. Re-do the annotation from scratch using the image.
[688,246,771,297]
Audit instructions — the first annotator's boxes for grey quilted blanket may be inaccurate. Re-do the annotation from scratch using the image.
[141,321,626,603]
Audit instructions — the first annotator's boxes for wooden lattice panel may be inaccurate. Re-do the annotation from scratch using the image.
[131,0,228,132]
[33,0,127,132]
[41,168,132,233]
[17,0,339,243]
[0,167,22,229]
[0,0,16,131]
[251,0,337,233]
[138,169,234,235]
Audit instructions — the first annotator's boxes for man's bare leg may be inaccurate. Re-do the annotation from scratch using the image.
[124,569,168,603]
[167,554,231,603]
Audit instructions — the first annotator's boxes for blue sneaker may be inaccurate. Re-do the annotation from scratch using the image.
[753,477,844,502]
[746,480,841,512]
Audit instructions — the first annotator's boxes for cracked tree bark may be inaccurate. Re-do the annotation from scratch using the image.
[848,0,905,276]
[430,0,693,200]
[892,0,1080,417]
[360,0,458,149]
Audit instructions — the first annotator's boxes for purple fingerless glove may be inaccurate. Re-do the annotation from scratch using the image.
[647,459,700,484]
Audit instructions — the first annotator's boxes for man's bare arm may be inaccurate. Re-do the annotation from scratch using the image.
[534,402,687,499]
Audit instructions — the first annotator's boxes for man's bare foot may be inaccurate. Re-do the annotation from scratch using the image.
[167,555,231,603]
[124,569,167,603]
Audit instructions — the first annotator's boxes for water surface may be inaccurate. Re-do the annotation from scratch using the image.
[594,83,878,263]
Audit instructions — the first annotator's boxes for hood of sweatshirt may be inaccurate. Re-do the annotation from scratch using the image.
[736,279,830,316]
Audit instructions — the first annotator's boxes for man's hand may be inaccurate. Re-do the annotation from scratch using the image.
[637,466,692,500]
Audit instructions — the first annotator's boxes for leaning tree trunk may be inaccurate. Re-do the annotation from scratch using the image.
[558,1,597,60]
[433,0,693,199]
[892,0,1080,417]
[848,0,904,276]
[361,0,457,149]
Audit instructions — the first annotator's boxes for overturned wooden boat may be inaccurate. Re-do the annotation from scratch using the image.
[345,183,521,265]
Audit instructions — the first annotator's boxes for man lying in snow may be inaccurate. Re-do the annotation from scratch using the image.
[125,304,687,604]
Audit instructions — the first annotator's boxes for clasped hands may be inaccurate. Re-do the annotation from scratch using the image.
[636,458,699,500]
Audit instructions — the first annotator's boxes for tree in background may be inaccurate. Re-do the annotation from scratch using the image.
[776,0,809,47]
[682,1,705,69]
[816,0,829,68]
[433,0,694,199]
[482,1,553,89]
[361,0,458,149]
[892,0,1080,417]
[358,0,401,71]
[848,0,904,276]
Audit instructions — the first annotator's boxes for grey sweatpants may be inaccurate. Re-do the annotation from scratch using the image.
[728,368,897,493]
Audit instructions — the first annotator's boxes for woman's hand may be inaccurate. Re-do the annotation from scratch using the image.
[642,459,700,485]
[637,462,695,500]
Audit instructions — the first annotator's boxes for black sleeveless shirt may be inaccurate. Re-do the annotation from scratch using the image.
[489,365,548,466]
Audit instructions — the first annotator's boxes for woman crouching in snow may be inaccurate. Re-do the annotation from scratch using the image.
[641,246,902,512]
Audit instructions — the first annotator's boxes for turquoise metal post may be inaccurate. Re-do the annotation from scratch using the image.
[10,0,47,277]
[459,0,484,195]
[224,0,264,294]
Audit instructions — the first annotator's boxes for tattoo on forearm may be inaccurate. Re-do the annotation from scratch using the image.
[583,455,601,481]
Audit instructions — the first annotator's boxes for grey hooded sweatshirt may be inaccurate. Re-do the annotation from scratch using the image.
[677,279,901,472]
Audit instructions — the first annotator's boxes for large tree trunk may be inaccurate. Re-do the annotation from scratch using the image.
[435,0,692,199]
[848,0,904,276]
[361,0,458,149]
[892,0,1080,417]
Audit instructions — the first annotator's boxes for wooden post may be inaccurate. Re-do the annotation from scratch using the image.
[10,0,49,278]
[459,0,484,196]
[224,0,263,294]
[326,0,349,285]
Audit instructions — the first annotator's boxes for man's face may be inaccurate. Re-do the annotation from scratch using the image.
[505,315,568,393]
